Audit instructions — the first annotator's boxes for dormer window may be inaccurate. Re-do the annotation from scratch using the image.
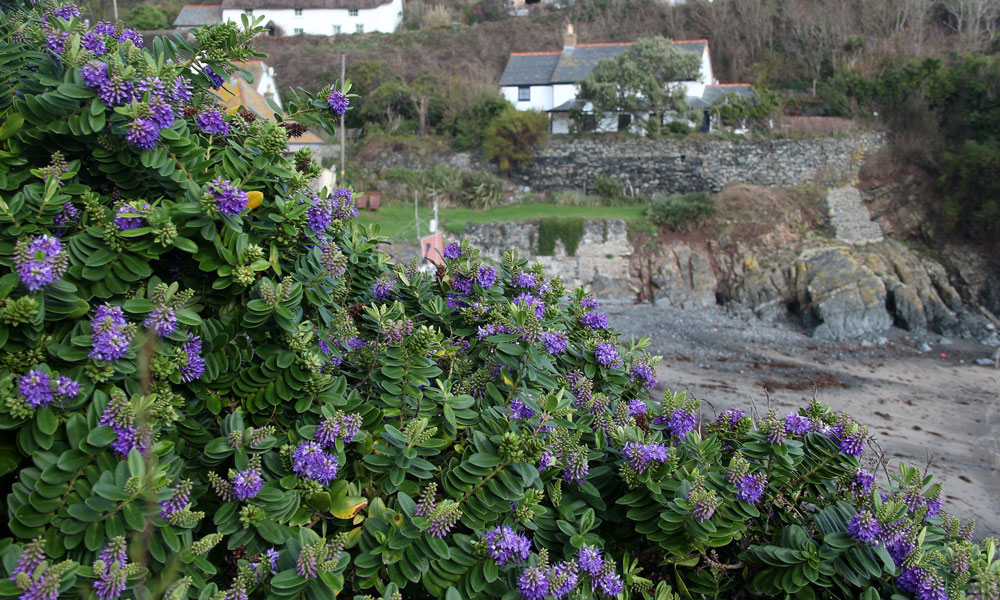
[294,8,303,15]
[348,8,359,16]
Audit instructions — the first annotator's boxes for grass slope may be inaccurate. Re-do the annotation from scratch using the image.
[356,202,649,240]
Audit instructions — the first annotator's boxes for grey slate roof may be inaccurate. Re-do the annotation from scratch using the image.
[498,53,561,86]
[173,4,223,26]
[698,84,753,108]
[548,98,586,112]
[500,41,707,86]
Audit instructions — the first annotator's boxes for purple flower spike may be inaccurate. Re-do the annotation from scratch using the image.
[326,88,349,116]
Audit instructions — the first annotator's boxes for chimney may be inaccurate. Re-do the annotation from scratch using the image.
[563,24,577,49]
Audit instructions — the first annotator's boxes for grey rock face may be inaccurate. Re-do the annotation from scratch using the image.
[792,247,892,339]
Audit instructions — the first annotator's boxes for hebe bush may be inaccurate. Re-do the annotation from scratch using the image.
[646,192,715,231]
[0,3,997,600]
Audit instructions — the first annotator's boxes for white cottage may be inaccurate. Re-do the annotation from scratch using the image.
[175,0,404,35]
[499,25,751,133]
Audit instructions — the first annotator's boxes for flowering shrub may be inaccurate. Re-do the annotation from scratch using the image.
[0,2,996,600]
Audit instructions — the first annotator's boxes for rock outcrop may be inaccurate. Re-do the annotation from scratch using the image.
[635,241,717,309]
[457,211,997,342]
[731,239,977,339]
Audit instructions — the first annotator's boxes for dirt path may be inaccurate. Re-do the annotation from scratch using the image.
[607,304,1000,537]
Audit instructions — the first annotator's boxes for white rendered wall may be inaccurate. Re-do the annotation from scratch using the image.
[699,48,714,84]
[501,85,554,112]
[552,84,576,108]
[255,63,282,109]
[223,0,403,35]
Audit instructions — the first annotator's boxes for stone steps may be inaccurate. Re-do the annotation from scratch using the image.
[825,186,883,245]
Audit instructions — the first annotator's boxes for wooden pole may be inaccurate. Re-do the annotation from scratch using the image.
[414,192,420,241]
[112,0,118,20]
[339,54,346,183]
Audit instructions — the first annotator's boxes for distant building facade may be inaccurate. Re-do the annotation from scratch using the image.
[174,0,404,35]
[499,25,751,133]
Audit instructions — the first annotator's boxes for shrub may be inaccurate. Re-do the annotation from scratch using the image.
[647,191,716,230]
[483,107,548,174]
[462,171,504,209]
[126,4,169,30]
[591,175,625,206]
[0,4,992,600]
[438,96,510,151]
[664,120,691,135]
[421,5,456,29]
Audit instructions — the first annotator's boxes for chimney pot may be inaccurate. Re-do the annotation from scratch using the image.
[564,23,577,49]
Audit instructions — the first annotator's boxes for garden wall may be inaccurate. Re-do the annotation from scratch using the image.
[511,133,887,195]
[462,219,638,302]
[359,133,887,196]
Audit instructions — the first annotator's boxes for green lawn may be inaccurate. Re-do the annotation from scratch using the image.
[355,202,650,241]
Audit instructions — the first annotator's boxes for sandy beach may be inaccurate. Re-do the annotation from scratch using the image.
[607,304,1000,537]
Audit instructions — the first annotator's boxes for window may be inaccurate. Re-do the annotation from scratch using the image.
[332,24,341,34]
[244,8,253,14]
[518,86,530,102]
[348,8,359,16]
[294,8,303,15]
[293,27,303,34]
[355,23,364,32]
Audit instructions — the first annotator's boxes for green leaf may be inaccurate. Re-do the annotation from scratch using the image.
[468,453,501,468]
[36,408,58,435]
[823,532,856,549]
[270,570,306,590]
[173,237,198,253]
[0,114,25,141]
[256,520,287,544]
[127,449,146,478]
[87,425,117,447]
[123,299,155,313]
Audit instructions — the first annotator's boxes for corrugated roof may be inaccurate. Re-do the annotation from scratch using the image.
[222,0,393,9]
[500,40,708,86]
[499,53,561,86]
[173,4,222,26]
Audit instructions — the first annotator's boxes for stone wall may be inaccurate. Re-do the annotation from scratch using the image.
[462,219,638,302]
[511,133,887,194]
[359,149,496,174]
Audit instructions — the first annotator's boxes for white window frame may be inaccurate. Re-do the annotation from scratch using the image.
[332,24,341,34]
[244,8,253,15]
[518,86,530,102]
[355,23,364,32]
[348,8,359,16]
[294,8,303,15]
[294,27,304,34]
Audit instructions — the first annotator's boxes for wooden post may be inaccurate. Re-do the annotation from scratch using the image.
[339,54,346,183]
[414,192,420,240]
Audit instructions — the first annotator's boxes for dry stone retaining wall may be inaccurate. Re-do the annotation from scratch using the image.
[511,133,887,195]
